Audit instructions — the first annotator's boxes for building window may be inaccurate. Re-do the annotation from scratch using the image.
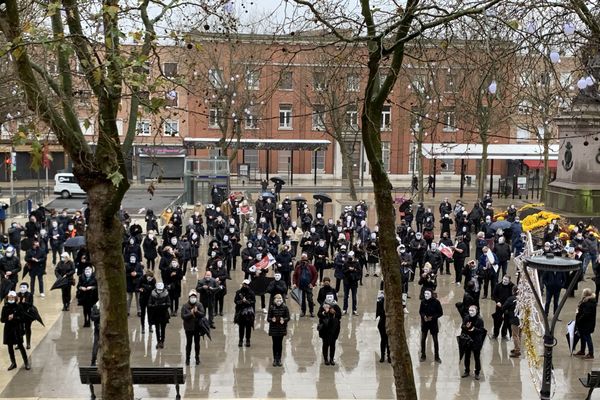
[245,69,260,90]
[79,119,95,136]
[559,72,571,88]
[408,141,419,174]
[278,71,293,90]
[136,120,151,136]
[312,150,325,172]
[346,105,358,129]
[312,105,325,131]
[347,74,360,92]
[165,90,178,107]
[244,149,259,172]
[516,128,530,142]
[382,142,391,172]
[443,109,457,131]
[164,120,179,136]
[313,72,328,91]
[209,68,224,88]
[245,113,258,129]
[381,105,391,130]
[445,70,455,93]
[209,108,222,128]
[518,100,532,114]
[163,62,178,77]
[116,119,124,136]
[279,104,292,129]
[278,150,290,172]
[440,158,455,173]
[379,70,387,88]
[411,107,422,133]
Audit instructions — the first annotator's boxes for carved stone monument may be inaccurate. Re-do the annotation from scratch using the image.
[547,53,600,215]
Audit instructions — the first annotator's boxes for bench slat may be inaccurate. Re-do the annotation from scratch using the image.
[79,367,185,385]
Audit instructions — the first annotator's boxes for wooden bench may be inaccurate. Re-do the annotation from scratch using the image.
[580,370,600,400]
[79,366,185,399]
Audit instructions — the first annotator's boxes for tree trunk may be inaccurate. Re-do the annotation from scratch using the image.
[540,136,550,202]
[86,183,133,400]
[417,139,424,202]
[339,141,358,201]
[477,140,489,199]
[362,115,417,400]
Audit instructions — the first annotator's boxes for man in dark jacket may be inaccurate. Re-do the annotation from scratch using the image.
[292,254,318,317]
[181,290,205,365]
[0,246,21,290]
[341,251,361,315]
[25,240,46,296]
[424,243,443,273]
[494,236,511,277]
[419,289,443,363]
[491,275,514,340]
[502,286,520,358]
[317,276,337,306]
[196,271,219,328]
[266,272,288,305]
[543,270,566,316]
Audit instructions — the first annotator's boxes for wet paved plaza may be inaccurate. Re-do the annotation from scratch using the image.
[0,193,596,399]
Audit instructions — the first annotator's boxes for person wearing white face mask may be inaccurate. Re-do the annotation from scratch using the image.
[181,290,205,365]
[148,282,170,349]
[267,294,290,367]
[16,282,34,349]
[125,255,144,317]
[266,273,288,305]
[76,267,98,328]
[317,293,342,366]
[460,305,485,380]
[142,230,158,271]
[55,252,76,311]
[366,232,379,277]
[419,289,443,363]
[0,245,21,288]
[2,291,30,370]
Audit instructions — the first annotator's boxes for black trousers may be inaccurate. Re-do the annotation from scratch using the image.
[23,321,32,346]
[185,330,200,361]
[493,311,510,338]
[454,259,464,283]
[91,328,99,365]
[83,304,92,326]
[7,343,27,364]
[464,347,481,374]
[214,291,225,314]
[155,322,167,343]
[321,336,337,361]
[271,335,284,361]
[300,287,314,314]
[140,301,149,329]
[146,258,156,270]
[379,328,389,358]
[420,327,439,358]
[61,286,72,307]
[238,324,252,342]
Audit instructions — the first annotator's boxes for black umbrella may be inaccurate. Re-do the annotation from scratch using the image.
[198,317,212,340]
[456,334,473,361]
[51,275,72,291]
[290,287,302,306]
[22,305,44,326]
[313,193,332,203]
[64,236,86,249]
[0,278,13,301]
[292,196,307,202]
[270,177,285,185]
[20,238,32,252]
[399,199,413,213]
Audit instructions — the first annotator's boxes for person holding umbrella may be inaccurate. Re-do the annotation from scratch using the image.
[268,293,290,367]
[317,293,342,365]
[2,291,30,371]
[234,279,256,347]
[55,252,76,311]
[181,290,205,365]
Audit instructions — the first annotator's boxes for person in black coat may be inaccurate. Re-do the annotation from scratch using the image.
[136,269,156,334]
[267,294,290,367]
[317,277,337,306]
[502,286,521,358]
[418,263,437,300]
[453,235,469,285]
[125,254,144,317]
[48,220,65,265]
[181,290,205,365]
[266,272,288,305]
[55,252,76,311]
[0,246,21,290]
[494,236,511,277]
[543,270,566,317]
[148,282,170,349]
[25,240,46,296]
[574,289,597,359]
[209,259,228,316]
[17,282,34,349]
[234,280,256,347]
[196,271,219,328]
[2,291,30,371]
[419,289,443,363]
[317,295,342,366]
[142,231,158,271]
[275,245,293,288]
[164,259,183,317]
[491,275,514,340]
[77,267,98,327]
[145,209,159,233]
[90,302,100,366]
[376,282,391,363]
[461,305,486,380]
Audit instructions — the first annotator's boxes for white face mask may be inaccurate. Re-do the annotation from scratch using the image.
[19,286,27,293]
[52,222,58,228]
[424,292,432,300]
[274,299,283,306]
[469,309,477,317]
[130,257,136,264]
[274,274,281,281]
[189,297,197,304]
[85,271,92,278]
[325,294,334,302]
[211,251,217,257]
[217,261,223,268]
[171,238,177,245]
[502,278,509,285]
[7,299,15,304]
[148,234,154,239]
[68,225,74,230]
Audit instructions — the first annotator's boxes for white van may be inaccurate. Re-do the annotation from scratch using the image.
[53,173,86,198]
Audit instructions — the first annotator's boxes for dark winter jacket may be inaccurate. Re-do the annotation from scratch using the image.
[125,261,144,293]
[1,302,24,345]
[234,286,256,326]
[0,255,21,284]
[148,289,170,324]
[419,297,443,333]
[492,282,514,305]
[317,285,337,305]
[142,236,158,260]
[267,303,290,336]
[494,242,511,263]
[136,275,156,304]
[576,293,597,334]
[317,302,342,340]
[76,274,98,306]
[461,314,486,350]
[181,301,205,332]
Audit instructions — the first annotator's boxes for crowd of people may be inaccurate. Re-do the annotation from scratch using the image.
[0,188,598,381]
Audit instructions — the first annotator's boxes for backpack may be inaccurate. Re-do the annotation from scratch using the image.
[299,264,311,287]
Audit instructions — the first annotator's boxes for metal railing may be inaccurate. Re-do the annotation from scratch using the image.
[8,188,51,217]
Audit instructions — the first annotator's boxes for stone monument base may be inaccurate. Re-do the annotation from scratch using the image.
[546,180,600,215]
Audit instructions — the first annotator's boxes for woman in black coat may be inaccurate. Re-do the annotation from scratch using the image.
[575,288,597,359]
[125,254,144,317]
[77,267,98,328]
[17,282,35,349]
[267,294,290,367]
[148,282,170,349]
[136,269,156,334]
[376,282,390,363]
[55,252,76,311]
[142,231,158,271]
[317,296,342,365]
[189,232,200,272]
[234,281,256,347]
[460,305,486,380]
[164,259,183,317]
[2,291,30,370]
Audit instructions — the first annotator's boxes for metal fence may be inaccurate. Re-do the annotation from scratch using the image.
[8,188,51,217]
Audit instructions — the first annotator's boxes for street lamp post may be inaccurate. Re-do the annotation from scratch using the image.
[521,253,582,400]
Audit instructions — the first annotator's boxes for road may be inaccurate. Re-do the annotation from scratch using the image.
[45,187,185,214]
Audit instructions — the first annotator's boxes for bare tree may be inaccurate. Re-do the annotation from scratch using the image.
[290,1,502,398]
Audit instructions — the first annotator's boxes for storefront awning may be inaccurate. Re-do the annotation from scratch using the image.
[184,138,330,151]
[523,159,558,169]
[421,143,559,160]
